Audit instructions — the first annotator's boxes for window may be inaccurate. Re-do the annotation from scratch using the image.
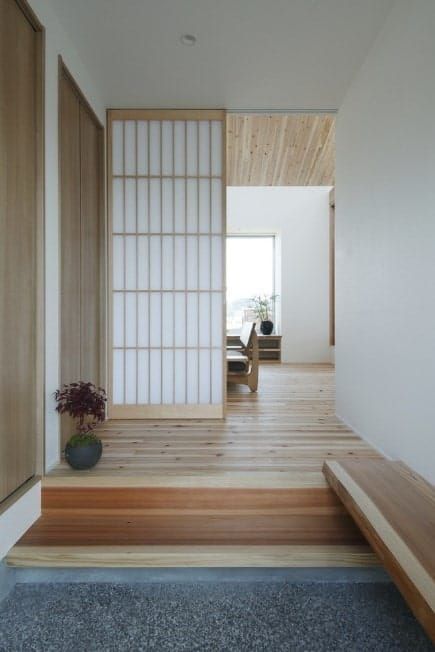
[226,235,276,333]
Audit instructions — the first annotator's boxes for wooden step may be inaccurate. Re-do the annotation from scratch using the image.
[323,459,435,643]
[13,487,366,547]
[7,485,379,567]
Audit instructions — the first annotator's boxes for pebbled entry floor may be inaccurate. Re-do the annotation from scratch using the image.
[0,582,432,651]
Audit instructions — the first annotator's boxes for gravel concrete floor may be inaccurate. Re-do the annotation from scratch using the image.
[0,582,432,651]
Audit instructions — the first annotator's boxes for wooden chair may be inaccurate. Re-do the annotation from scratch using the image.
[226,322,259,392]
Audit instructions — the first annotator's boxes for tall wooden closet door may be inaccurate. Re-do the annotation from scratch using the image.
[60,65,104,444]
[80,104,103,384]
[60,75,81,403]
[0,0,41,502]
[108,110,226,419]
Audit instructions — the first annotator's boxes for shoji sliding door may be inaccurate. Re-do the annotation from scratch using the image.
[108,110,226,418]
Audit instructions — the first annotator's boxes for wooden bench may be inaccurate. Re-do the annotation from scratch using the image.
[324,459,435,643]
[226,322,259,392]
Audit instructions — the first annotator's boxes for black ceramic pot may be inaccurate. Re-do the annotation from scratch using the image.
[65,439,102,470]
[260,320,274,335]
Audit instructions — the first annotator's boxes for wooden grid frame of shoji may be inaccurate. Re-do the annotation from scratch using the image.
[107,109,226,418]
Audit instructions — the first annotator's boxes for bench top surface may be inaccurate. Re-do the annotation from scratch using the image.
[324,459,435,642]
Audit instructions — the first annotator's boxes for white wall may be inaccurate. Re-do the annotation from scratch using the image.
[227,187,332,363]
[27,0,106,470]
[0,482,41,560]
[336,0,435,482]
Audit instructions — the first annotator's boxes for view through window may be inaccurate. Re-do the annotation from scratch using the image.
[226,235,275,333]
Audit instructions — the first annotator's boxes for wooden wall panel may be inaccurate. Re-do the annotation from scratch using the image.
[59,63,105,445]
[227,114,335,186]
[60,76,81,390]
[0,0,42,502]
[79,104,103,385]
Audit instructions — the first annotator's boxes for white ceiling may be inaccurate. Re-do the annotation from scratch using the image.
[49,0,394,110]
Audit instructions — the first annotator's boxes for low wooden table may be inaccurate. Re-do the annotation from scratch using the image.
[227,333,281,363]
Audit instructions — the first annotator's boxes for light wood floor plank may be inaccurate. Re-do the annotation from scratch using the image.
[7,545,379,568]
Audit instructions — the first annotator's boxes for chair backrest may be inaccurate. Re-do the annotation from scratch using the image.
[240,322,256,348]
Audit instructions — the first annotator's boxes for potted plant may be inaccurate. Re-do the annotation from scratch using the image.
[250,294,278,335]
[55,381,107,470]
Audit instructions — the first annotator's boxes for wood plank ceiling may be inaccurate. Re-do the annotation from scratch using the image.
[226,114,335,186]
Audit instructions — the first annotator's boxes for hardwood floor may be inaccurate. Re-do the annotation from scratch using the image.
[9,365,382,567]
[46,364,380,488]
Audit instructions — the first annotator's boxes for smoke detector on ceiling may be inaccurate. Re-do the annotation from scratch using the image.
[180,34,197,46]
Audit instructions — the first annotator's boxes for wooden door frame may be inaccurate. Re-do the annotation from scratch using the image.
[11,0,46,477]
[58,57,106,441]
[329,188,335,347]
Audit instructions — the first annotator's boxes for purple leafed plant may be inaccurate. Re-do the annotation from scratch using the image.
[54,382,107,436]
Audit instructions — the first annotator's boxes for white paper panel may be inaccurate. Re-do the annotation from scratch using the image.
[174,179,185,232]
[137,349,149,403]
[125,349,137,404]
[174,350,186,403]
[124,121,136,175]
[149,121,161,175]
[112,178,124,232]
[113,293,124,347]
[162,179,173,233]
[174,236,186,290]
[112,236,124,290]
[211,179,222,233]
[211,348,223,404]
[186,179,198,232]
[162,236,173,290]
[174,121,185,176]
[187,349,198,404]
[112,121,123,176]
[137,293,149,347]
[211,121,222,176]
[211,236,223,290]
[186,121,198,176]
[162,292,173,347]
[149,293,161,347]
[162,350,174,404]
[125,292,137,347]
[137,236,149,289]
[199,349,211,404]
[186,236,198,290]
[198,121,210,176]
[199,293,211,347]
[186,293,198,347]
[111,115,224,410]
[137,179,148,232]
[199,236,211,290]
[149,179,161,232]
[149,236,161,290]
[211,293,222,347]
[174,293,186,347]
[162,121,173,176]
[137,121,148,175]
[149,349,161,403]
[125,179,136,233]
[199,179,210,232]
[125,236,137,290]
[113,350,124,404]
